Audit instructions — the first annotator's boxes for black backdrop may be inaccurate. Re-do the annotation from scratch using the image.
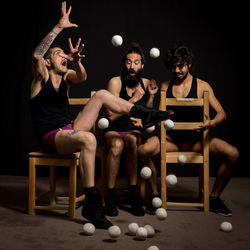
[1,0,247,176]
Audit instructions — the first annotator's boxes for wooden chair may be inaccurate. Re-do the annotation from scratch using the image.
[160,90,210,212]
[28,91,96,219]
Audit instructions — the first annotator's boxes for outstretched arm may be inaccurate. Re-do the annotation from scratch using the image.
[64,38,87,83]
[32,1,77,79]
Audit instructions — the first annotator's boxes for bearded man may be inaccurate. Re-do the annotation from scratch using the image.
[103,43,159,217]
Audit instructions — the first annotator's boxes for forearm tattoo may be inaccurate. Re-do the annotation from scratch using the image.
[34,30,58,55]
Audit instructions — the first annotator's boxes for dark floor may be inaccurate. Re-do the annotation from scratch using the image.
[0,176,250,250]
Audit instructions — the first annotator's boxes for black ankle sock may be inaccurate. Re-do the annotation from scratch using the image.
[128,185,137,193]
[107,187,115,194]
[84,186,96,196]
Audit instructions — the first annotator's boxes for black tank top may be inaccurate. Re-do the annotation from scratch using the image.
[105,78,147,132]
[166,77,203,143]
[30,77,71,141]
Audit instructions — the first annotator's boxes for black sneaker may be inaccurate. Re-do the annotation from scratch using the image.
[127,191,145,216]
[104,192,118,216]
[130,104,174,128]
[145,202,157,215]
[81,189,113,229]
[210,196,232,217]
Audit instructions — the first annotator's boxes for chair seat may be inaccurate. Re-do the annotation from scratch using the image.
[166,152,204,164]
[29,151,80,159]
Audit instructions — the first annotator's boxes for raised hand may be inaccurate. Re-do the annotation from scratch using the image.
[58,1,78,29]
[65,38,85,63]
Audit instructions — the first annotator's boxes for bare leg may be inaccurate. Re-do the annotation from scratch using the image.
[123,132,142,186]
[192,137,239,197]
[104,132,125,188]
[74,90,133,131]
[209,138,239,197]
[54,130,97,187]
[138,136,161,196]
[138,135,180,195]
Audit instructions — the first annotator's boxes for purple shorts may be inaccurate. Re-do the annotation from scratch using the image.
[166,133,194,151]
[40,123,73,152]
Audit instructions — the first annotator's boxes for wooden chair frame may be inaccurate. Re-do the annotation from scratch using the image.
[28,91,96,218]
[160,90,210,212]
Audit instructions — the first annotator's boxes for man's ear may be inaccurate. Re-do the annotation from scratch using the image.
[45,58,51,67]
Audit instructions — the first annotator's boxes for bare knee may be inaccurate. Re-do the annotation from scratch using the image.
[138,138,159,157]
[228,146,239,164]
[108,138,124,157]
[124,134,138,150]
[94,89,109,101]
[78,132,97,152]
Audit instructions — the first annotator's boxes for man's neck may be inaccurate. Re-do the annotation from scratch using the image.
[174,73,192,86]
[49,71,63,88]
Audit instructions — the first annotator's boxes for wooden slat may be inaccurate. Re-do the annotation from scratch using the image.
[166,98,203,106]
[167,202,204,207]
[172,122,202,130]
[166,152,204,163]
[34,205,68,211]
[68,98,89,105]
[29,151,80,159]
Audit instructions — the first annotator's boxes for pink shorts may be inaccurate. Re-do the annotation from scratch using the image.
[40,123,73,152]
[166,133,194,151]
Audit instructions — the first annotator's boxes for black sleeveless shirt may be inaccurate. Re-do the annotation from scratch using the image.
[105,78,147,132]
[166,77,203,143]
[30,77,71,141]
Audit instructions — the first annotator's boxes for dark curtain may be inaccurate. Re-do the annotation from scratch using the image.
[1,0,247,176]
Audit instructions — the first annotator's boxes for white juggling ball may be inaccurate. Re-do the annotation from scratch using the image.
[149,47,160,58]
[140,166,152,179]
[98,118,109,129]
[127,222,139,236]
[147,246,160,250]
[178,154,187,164]
[164,119,174,130]
[152,197,162,208]
[82,223,95,235]
[155,208,167,220]
[165,174,178,187]
[144,224,155,238]
[220,222,233,232]
[135,227,147,240]
[108,225,121,239]
[146,125,155,133]
[111,35,123,47]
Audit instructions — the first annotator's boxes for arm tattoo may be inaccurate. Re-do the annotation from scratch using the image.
[34,30,58,56]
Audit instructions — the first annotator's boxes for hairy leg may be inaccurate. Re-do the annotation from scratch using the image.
[74,90,133,131]
[54,130,97,187]
[209,138,239,197]
[104,131,125,189]
[123,132,142,186]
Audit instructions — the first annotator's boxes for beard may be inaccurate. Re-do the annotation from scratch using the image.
[173,71,188,81]
[121,67,143,88]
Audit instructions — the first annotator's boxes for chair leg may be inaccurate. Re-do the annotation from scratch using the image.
[199,165,204,202]
[100,151,107,206]
[29,158,36,215]
[49,166,56,205]
[139,178,146,202]
[203,161,210,212]
[161,163,167,209]
[69,163,77,219]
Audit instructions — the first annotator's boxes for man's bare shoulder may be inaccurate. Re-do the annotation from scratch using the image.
[107,76,122,94]
[142,77,151,88]
[197,78,212,90]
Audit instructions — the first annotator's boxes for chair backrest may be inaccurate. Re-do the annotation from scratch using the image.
[160,90,209,156]
[68,91,97,135]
